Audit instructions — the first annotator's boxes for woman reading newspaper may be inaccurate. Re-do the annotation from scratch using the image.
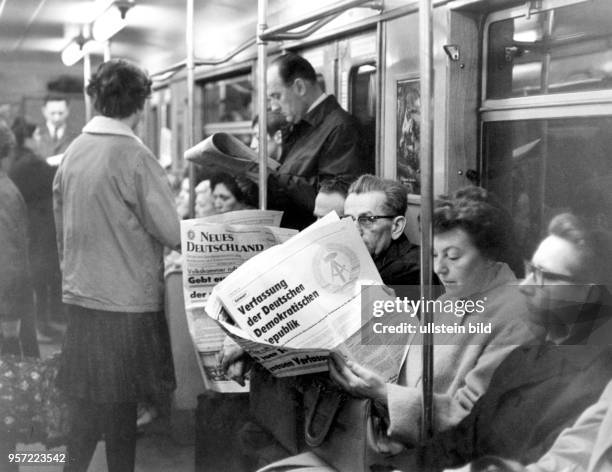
[257,187,542,472]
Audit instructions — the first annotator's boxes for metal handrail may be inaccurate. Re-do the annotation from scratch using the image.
[150,37,257,79]
[194,37,257,66]
[265,14,340,41]
[260,0,382,41]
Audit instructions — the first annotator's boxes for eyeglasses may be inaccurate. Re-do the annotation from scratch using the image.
[346,215,397,229]
[524,260,576,287]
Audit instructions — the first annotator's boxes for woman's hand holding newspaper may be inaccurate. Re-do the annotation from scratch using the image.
[328,352,388,405]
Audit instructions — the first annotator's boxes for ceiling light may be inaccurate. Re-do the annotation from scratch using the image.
[92,0,135,42]
[61,36,86,66]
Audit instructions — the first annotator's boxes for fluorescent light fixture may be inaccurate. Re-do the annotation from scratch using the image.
[61,37,85,66]
[92,1,134,42]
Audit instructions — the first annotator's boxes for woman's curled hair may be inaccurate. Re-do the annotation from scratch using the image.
[433,186,513,262]
[211,172,258,208]
[86,59,152,118]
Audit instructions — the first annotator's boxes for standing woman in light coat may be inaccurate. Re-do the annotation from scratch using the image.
[53,60,180,472]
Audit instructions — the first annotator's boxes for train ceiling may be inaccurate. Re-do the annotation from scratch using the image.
[0,0,374,75]
[0,0,260,73]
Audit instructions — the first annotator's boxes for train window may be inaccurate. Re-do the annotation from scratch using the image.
[202,76,252,123]
[200,75,253,144]
[482,116,612,259]
[349,63,377,175]
[486,0,612,99]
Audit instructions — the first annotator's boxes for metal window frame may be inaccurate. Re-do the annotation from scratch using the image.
[481,0,590,106]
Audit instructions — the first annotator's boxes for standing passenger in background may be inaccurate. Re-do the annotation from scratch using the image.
[53,60,180,472]
[34,95,78,162]
[267,53,367,230]
[0,122,37,358]
[9,117,63,343]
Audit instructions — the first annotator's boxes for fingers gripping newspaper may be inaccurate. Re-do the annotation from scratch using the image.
[205,213,405,382]
[181,210,297,393]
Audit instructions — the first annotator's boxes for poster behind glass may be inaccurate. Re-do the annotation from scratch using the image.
[396,78,420,194]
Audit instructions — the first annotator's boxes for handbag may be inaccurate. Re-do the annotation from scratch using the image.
[303,378,397,472]
[250,363,302,455]
[0,353,69,447]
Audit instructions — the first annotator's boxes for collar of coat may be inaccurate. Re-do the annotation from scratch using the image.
[301,95,337,127]
[82,116,142,143]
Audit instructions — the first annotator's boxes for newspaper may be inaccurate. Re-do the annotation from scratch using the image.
[206,215,405,380]
[181,210,297,393]
[184,132,280,177]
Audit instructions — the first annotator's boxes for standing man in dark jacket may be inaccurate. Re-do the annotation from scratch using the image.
[34,95,79,162]
[267,53,368,229]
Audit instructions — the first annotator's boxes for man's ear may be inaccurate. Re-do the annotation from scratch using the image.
[391,215,406,240]
[293,78,307,97]
[273,130,282,145]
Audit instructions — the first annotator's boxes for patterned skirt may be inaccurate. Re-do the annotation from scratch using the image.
[57,305,176,404]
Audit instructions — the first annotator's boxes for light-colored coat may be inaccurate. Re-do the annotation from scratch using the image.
[386,263,541,447]
[255,263,543,472]
[53,116,180,312]
[528,379,612,472]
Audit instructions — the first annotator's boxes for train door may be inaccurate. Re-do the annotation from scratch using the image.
[479,0,612,263]
[338,31,377,174]
[295,29,378,174]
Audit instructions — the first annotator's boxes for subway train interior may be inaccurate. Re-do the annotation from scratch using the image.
[1,0,612,471]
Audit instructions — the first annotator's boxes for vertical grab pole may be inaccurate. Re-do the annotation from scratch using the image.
[418,0,435,461]
[186,0,196,218]
[257,0,268,210]
[103,41,111,61]
[83,50,92,122]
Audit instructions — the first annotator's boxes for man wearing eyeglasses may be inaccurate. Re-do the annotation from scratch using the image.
[266,53,369,230]
[419,212,612,472]
[343,174,420,287]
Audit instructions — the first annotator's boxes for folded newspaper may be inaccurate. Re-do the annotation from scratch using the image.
[204,213,405,381]
[181,210,296,393]
[184,132,280,177]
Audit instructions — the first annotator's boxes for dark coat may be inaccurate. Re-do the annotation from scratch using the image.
[373,233,420,287]
[269,95,367,230]
[0,173,31,318]
[34,124,79,160]
[8,147,58,275]
[425,285,612,469]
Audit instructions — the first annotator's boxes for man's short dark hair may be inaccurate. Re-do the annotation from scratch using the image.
[86,60,152,118]
[319,177,350,198]
[548,213,612,284]
[348,174,408,216]
[271,53,317,86]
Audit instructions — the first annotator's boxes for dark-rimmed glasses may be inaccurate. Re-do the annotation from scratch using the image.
[524,260,576,287]
[346,215,398,229]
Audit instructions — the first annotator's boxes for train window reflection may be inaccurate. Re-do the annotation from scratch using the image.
[482,117,612,261]
[486,0,612,98]
[202,76,252,123]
